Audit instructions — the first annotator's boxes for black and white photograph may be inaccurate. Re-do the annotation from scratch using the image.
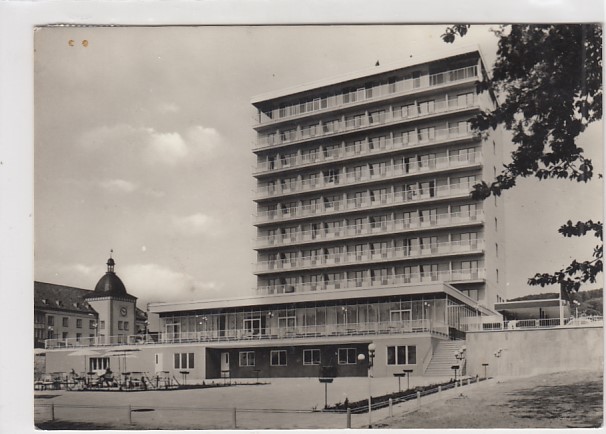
[0,3,603,431]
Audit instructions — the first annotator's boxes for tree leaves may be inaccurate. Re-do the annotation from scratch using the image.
[443,24,603,293]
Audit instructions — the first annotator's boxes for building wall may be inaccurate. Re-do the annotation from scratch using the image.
[465,326,604,378]
[87,297,136,344]
[36,309,97,345]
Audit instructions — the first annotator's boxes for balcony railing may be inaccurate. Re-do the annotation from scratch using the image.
[44,320,448,348]
[256,239,484,273]
[255,65,478,126]
[461,316,604,332]
[45,334,155,349]
[158,319,448,343]
[255,100,478,152]
[256,210,483,248]
[255,182,475,224]
[256,268,486,296]
[256,153,481,199]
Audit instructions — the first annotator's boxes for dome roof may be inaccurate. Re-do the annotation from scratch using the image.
[94,272,127,296]
[86,255,136,300]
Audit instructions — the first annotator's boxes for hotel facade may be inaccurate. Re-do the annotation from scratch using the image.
[45,47,507,380]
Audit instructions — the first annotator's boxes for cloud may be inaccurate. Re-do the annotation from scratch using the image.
[120,263,224,305]
[78,123,224,167]
[100,178,138,193]
[171,213,221,237]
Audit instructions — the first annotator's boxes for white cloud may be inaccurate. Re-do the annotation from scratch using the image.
[171,213,221,237]
[120,263,223,305]
[79,123,224,166]
[100,178,137,193]
[147,131,188,165]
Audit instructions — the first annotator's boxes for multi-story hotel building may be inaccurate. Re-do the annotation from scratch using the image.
[45,46,507,380]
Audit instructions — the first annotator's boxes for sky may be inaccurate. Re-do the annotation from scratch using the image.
[33,25,603,308]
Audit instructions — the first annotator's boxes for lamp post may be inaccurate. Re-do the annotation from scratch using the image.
[423,302,431,330]
[403,369,413,390]
[358,342,376,428]
[572,300,580,318]
[454,346,466,381]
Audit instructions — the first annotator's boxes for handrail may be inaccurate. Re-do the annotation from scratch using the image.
[255,65,478,127]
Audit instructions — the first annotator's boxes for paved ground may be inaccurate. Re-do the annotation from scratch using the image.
[34,370,603,429]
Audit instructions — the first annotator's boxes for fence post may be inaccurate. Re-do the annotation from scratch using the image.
[127,404,132,425]
[438,385,442,393]
[50,403,55,421]
[346,408,351,428]
[388,398,393,417]
[467,378,470,386]
[232,407,237,429]
[416,391,421,408]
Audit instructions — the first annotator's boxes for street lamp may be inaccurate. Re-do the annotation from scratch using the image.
[453,346,466,382]
[572,300,581,318]
[423,302,431,330]
[358,342,376,428]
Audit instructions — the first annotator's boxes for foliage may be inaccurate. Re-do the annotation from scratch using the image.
[442,24,603,293]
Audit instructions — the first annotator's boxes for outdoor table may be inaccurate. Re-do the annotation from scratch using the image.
[179,371,189,385]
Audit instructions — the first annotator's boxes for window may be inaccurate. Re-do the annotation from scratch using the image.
[174,352,195,369]
[89,357,110,371]
[118,321,123,331]
[390,309,411,322]
[387,345,417,365]
[62,332,68,339]
[76,319,82,328]
[244,317,262,336]
[99,320,105,330]
[270,350,287,366]
[89,320,96,329]
[76,333,81,341]
[278,310,296,329]
[303,349,321,365]
[338,348,357,365]
[124,321,129,331]
[239,351,256,367]
[418,127,435,142]
[418,100,435,114]
[457,92,474,107]
[47,316,54,326]
[369,110,385,124]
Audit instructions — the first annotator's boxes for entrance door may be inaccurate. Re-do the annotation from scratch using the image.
[154,353,163,373]
[220,352,230,378]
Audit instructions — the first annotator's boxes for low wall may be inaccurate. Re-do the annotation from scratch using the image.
[466,325,603,378]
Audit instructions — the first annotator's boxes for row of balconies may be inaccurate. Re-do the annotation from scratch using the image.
[255,102,477,151]
[255,239,484,273]
[255,125,478,175]
[255,182,474,224]
[256,268,485,295]
[256,153,480,199]
[255,210,483,248]
[255,65,479,126]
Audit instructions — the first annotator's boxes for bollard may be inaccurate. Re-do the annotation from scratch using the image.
[50,403,55,421]
[467,378,470,386]
[232,407,237,429]
[438,385,442,393]
[388,398,393,417]
[346,408,351,428]
[416,391,421,408]
[128,404,132,425]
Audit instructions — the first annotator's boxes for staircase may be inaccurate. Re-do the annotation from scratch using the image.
[424,340,466,377]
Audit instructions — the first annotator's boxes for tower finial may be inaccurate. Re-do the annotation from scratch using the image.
[110,249,113,258]
[106,250,115,273]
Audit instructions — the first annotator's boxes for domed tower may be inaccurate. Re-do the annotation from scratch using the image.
[85,252,137,345]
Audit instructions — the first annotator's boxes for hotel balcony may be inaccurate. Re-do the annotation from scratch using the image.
[256,153,481,200]
[255,239,484,274]
[254,101,479,153]
[254,182,475,225]
[255,210,484,249]
[44,319,447,348]
[254,65,479,127]
[256,268,486,296]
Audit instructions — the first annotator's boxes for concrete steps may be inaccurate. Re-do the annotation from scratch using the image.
[424,340,466,377]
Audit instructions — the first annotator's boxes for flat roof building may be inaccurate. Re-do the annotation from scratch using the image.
[45,47,508,380]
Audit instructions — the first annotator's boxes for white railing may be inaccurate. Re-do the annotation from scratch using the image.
[159,319,446,344]
[256,269,486,295]
[256,210,483,248]
[463,315,603,332]
[255,100,477,150]
[45,334,154,349]
[255,65,478,126]
[255,181,475,224]
[256,239,484,273]
[256,153,481,198]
